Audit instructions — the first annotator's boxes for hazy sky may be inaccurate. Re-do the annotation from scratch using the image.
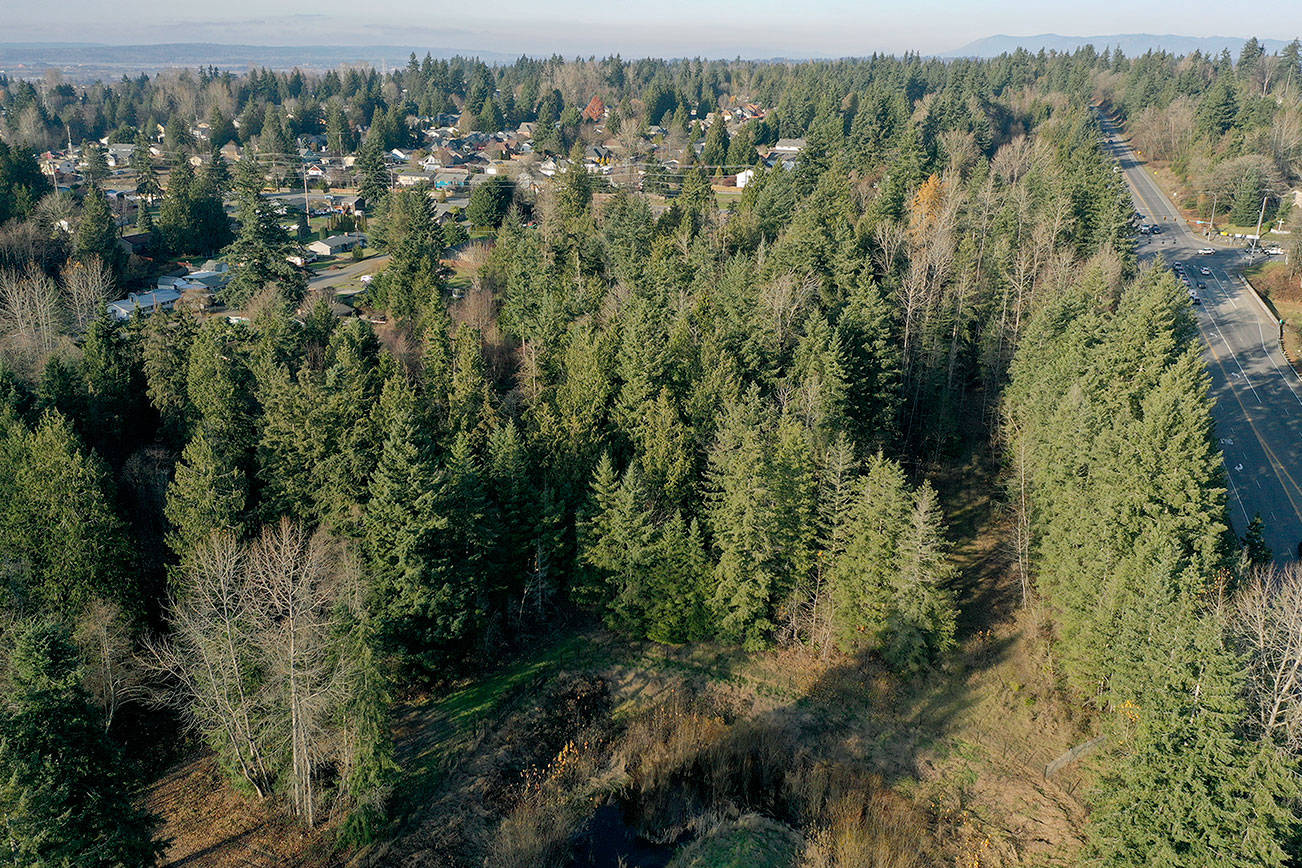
[4,0,1302,56]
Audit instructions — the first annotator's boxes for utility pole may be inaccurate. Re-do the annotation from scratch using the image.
[1206,192,1218,239]
[1252,194,1269,255]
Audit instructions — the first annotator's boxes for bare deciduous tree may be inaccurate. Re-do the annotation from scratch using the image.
[0,264,65,374]
[62,255,115,333]
[247,519,346,828]
[148,523,361,828]
[75,598,145,731]
[146,532,276,798]
[1232,565,1302,750]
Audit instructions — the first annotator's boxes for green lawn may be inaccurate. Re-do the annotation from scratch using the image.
[713,190,744,210]
[668,815,801,868]
[390,632,603,810]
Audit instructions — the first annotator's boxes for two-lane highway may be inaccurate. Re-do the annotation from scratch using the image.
[1098,112,1302,562]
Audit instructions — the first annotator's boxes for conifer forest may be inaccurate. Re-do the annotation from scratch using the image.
[3,39,1302,866]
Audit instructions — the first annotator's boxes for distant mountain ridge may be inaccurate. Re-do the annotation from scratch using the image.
[0,42,523,77]
[943,33,1296,59]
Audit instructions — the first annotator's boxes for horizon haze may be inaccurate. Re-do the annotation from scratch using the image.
[2,0,1302,59]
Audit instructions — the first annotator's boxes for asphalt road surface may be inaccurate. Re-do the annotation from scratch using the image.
[1098,112,1302,563]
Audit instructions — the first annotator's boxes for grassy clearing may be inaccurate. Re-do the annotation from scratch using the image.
[357,450,1089,866]
[144,446,1089,867]
[1244,261,1302,367]
[668,814,801,867]
[388,631,603,808]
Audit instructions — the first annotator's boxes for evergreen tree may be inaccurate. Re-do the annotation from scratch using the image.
[74,183,122,273]
[1197,76,1239,137]
[81,141,109,183]
[700,119,730,169]
[465,176,514,228]
[77,313,144,459]
[0,138,51,224]
[141,311,198,444]
[326,105,354,155]
[475,96,505,133]
[356,139,390,210]
[1243,514,1272,567]
[157,158,196,253]
[364,377,472,673]
[166,428,247,558]
[1086,603,1298,868]
[0,622,163,867]
[829,454,911,653]
[223,154,305,308]
[884,482,957,672]
[0,412,133,612]
[207,106,236,148]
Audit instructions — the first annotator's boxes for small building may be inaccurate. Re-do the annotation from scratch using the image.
[107,288,182,321]
[396,172,434,187]
[736,168,756,189]
[117,232,153,256]
[586,145,614,165]
[106,144,135,168]
[180,262,231,290]
[433,171,469,190]
[771,138,806,154]
[307,233,367,257]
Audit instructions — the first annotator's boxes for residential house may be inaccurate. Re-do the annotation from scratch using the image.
[106,144,134,168]
[396,171,433,187]
[307,233,367,257]
[421,148,464,171]
[433,171,470,191]
[107,288,182,321]
[333,194,364,214]
[771,138,806,153]
[765,151,798,171]
[117,232,152,257]
[158,261,230,293]
[586,145,614,165]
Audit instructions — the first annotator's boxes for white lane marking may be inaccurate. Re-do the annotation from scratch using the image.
[1227,462,1252,524]
[1114,137,1290,530]
[1211,268,1302,408]
[1198,295,1263,403]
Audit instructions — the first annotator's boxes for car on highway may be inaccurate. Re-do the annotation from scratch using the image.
[1188,290,1201,304]
[1200,266,1211,275]
[1198,247,1214,255]
[1197,281,1206,289]
[1265,246,1285,256]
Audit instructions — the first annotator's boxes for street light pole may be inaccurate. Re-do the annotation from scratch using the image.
[1252,194,1269,255]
